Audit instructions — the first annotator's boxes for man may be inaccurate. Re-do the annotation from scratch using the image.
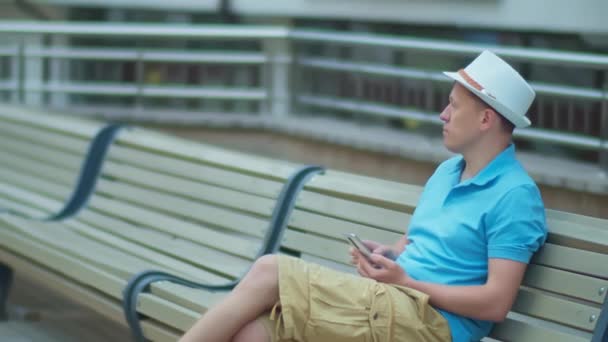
[180,50,548,342]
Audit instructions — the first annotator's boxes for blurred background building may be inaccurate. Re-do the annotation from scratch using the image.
[0,0,607,216]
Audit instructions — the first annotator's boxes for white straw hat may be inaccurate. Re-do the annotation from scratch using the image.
[443,50,535,128]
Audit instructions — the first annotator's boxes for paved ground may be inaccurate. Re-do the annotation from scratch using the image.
[0,273,131,342]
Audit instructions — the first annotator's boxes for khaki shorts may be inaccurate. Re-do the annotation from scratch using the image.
[258,255,451,342]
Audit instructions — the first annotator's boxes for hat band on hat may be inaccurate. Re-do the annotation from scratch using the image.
[458,69,496,100]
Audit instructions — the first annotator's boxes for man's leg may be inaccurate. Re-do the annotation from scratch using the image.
[179,254,279,342]
[232,319,270,342]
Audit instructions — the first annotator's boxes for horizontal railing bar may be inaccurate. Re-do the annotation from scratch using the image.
[532,83,605,101]
[24,82,267,99]
[142,86,266,100]
[52,104,260,118]
[0,81,17,91]
[298,94,442,124]
[25,83,138,96]
[515,128,606,151]
[0,47,18,56]
[298,57,606,101]
[24,47,267,64]
[0,21,290,39]
[298,57,445,82]
[25,47,138,60]
[298,94,607,151]
[141,51,266,64]
[292,29,608,69]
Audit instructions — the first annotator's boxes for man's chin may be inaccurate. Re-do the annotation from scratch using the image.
[443,141,459,154]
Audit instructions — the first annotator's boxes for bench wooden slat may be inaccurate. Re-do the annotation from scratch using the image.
[547,209,608,232]
[288,210,401,245]
[77,210,251,278]
[490,316,590,342]
[106,145,284,199]
[3,218,156,279]
[295,190,409,233]
[512,288,600,332]
[547,216,608,254]
[65,219,236,283]
[101,161,277,217]
[0,187,53,217]
[142,322,181,342]
[1,104,102,138]
[305,170,421,212]
[0,167,70,200]
[533,244,608,279]
[138,293,199,332]
[0,137,83,175]
[116,129,298,180]
[87,195,261,259]
[283,229,349,264]
[150,282,224,314]
[524,264,608,305]
[95,179,272,235]
[0,121,91,155]
[0,149,78,186]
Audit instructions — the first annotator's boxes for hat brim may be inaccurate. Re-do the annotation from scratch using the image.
[443,71,531,128]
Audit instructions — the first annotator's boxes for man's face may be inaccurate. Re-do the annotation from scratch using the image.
[439,83,485,153]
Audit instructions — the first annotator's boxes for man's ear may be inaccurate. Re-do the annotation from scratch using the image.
[480,108,497,131]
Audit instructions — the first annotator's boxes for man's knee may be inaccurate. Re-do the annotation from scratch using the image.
[251,254,278,276]
[240,254,279,291]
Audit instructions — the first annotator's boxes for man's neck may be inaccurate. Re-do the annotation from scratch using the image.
[460,139,511,182]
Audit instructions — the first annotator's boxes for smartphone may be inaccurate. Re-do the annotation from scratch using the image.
[344,233,373,259]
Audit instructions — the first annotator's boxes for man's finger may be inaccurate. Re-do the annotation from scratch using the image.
[359,256,378,276]
[369,254,391,268]
[357,261,369,277]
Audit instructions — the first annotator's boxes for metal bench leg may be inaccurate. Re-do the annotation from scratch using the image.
[0,263,13,321]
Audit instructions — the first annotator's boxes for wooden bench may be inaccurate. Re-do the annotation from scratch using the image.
[0,111,606,341]
[0,105,121,220]
[0,118,321,340]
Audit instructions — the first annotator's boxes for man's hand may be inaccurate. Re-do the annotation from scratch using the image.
[349,240,382,265]
[357,253,411,286]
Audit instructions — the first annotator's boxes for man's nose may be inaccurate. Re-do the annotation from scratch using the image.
[439,108,449,123]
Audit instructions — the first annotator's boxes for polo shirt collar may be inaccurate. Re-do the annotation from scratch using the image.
[450,144,516,187]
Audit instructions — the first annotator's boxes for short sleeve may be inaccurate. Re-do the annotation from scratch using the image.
[486,184,547,263]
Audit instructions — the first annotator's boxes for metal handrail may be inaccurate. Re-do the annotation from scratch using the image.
[291,29,608,69]
[23,47,267,63]
[0,21,289,39]
[298,57,606,100]
[24,82,267,99]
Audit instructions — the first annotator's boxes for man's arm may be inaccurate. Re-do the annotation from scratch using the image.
[358,256,526,322]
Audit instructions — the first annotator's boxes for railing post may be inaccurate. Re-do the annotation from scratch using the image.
[262,36,292,118]
[8,36,20,104]
[23,34,43,107]
[601,70,608,172]
[49,34,68,108]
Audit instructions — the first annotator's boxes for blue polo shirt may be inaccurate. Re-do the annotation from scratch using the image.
[396,144,547,342]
